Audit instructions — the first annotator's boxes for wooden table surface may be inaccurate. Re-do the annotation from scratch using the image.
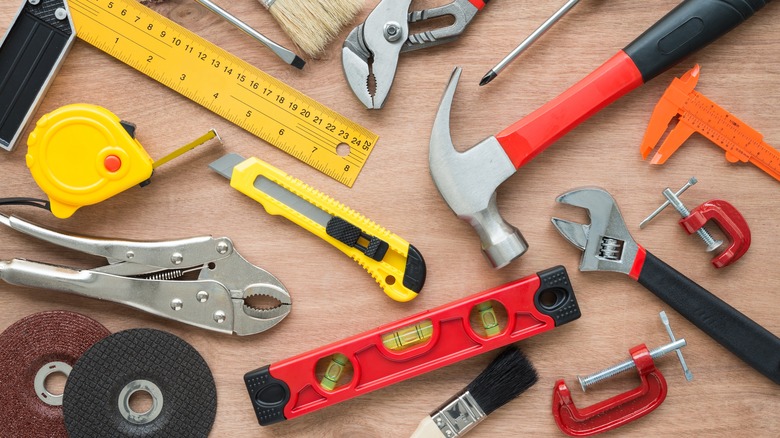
[1,0,778,436]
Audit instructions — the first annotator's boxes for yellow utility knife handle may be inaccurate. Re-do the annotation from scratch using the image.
[229,157,426,302]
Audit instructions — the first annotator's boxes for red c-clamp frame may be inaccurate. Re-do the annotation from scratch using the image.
[641,178,751,268]
[552,311,692,436]
[680,200,751,268]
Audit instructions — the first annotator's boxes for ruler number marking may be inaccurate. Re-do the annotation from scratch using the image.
[72,1,167,60]
[230,96,330,151]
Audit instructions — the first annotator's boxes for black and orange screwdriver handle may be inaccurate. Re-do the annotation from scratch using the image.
[493,0,772,169]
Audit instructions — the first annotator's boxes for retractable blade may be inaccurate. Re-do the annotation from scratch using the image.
[209,153,426,302]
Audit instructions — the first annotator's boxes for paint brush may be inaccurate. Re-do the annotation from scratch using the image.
[258,0,363,57]
[410,346,539,437]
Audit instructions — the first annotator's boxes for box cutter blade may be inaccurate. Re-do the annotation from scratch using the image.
[0,213,291,335]
[210,153,426,303]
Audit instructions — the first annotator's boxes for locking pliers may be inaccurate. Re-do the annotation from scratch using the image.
[0,214,291,335]
[342,0,486,109]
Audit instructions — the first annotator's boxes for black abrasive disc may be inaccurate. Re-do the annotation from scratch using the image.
[0,311,111,438]
[63,328,217,438]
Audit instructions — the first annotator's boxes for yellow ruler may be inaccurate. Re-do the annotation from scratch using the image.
[67,0,377,187]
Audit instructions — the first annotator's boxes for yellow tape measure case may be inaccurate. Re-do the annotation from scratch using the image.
[26,104,153,218]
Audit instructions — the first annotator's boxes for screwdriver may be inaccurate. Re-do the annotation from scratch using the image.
[480,0,581,86]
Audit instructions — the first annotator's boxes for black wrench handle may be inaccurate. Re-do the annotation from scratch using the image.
[637,250,780,384]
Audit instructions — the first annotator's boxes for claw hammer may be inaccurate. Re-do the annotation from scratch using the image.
[429,0,773,268]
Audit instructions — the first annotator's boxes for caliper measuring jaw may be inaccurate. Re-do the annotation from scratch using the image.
[429,68,528,269]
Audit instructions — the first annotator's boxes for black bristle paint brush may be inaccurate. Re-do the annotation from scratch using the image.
[410,346,539,437]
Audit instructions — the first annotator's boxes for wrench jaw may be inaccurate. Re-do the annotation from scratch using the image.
[430,68,528,268]
[552,188,640,275]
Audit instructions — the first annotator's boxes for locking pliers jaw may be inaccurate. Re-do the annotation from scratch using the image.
[0,214,291,336]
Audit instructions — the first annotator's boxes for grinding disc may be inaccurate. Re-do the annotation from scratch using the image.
[0,311,111,438]
[63,328,217,438]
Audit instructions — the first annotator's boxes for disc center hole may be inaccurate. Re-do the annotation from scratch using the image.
[44,370,67,396]
[129,390,154,415]
[35,361,72,406]
[118,379,164,425]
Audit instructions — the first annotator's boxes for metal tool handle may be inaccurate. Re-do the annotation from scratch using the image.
[0,0,76,151]
[494,0,770,170]
[637,251,780,384]
[1,214,231,275]
[0,259,236,334]
[403,0,484,51]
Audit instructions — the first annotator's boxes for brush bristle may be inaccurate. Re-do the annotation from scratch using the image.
[266,0,363,57]
[465,346,538,415]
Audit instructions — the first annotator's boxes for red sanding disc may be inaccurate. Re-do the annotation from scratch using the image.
[0,311,111,438]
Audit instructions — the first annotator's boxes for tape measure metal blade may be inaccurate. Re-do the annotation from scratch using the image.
[67,0,376,187]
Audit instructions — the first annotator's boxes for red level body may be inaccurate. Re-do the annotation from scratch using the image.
[245,266,580,425]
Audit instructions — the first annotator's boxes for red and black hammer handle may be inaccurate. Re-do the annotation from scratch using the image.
[633,250,780,384]
[495,0,772,168]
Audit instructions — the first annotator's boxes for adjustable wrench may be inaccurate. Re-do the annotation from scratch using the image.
[551,187,780,384]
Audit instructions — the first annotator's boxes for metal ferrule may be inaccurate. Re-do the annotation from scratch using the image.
[259,0,275,9]
[430,391,486,437]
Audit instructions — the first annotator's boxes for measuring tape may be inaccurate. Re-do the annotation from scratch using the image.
[67,0,377,187]
[641,65,780,182]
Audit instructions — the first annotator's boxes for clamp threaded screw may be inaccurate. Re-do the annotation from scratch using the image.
[578,339,686,391]
[662,188,723,252]
[578,311,693,392]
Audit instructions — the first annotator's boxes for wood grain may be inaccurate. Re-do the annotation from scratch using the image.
[0,0,778,436]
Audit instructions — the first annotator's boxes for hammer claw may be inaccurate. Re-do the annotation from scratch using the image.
[429,68,527,268]
[429,67,462,167]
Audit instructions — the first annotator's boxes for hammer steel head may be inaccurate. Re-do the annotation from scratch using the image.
[429,67,527,269]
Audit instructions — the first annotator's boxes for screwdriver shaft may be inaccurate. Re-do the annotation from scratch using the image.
[480,0,580,85]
